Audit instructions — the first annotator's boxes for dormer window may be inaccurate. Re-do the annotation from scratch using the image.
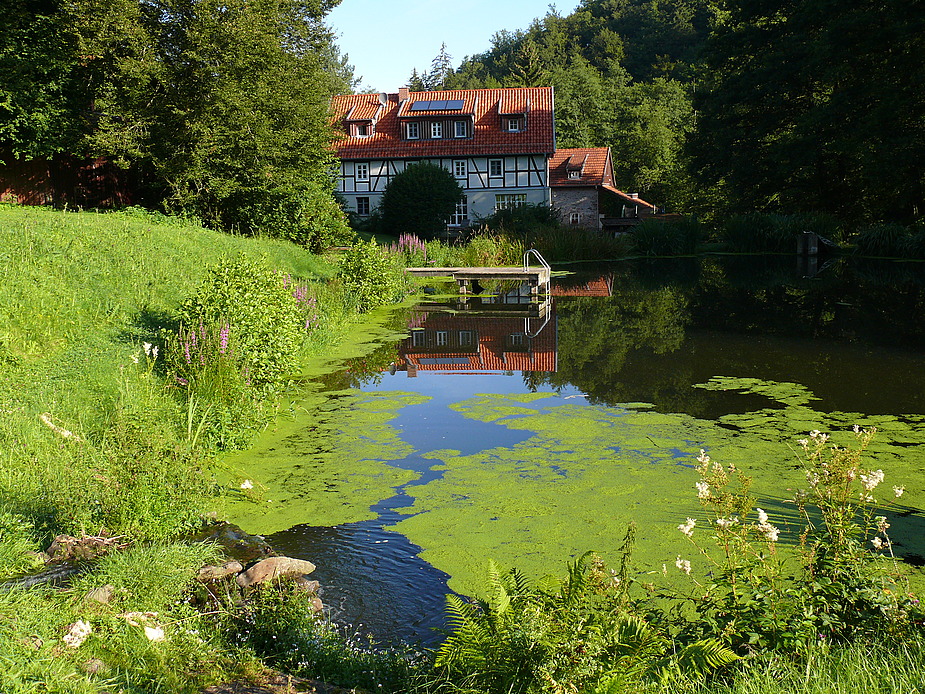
[406,121,420,139]
[506,117,521,132]
[431,121,443,139]
[454,120,467,138]
[355,123,370,137]
[568,170,581,179]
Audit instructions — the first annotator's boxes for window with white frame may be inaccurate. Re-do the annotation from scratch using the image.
[568,170,581,179]
[450,196,468,226]
[570,212,581,225]
[431,121,443,138]
[453,160,467,178]
[355,123,369,137]
[355,162,369,181]
[459,330,474,346]
[489,159,503,177]
[494,193,527,211]
[411,329,425,347]
[454,120,467,138]
[356,197,370,216]
[406,121,420,139]
[506,117,520,132]
[436,331,448,346]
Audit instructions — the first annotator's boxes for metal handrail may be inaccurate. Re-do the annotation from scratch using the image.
[523,248,550,273]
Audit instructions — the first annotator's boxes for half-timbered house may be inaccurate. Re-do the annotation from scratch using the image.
[331,86,556,227]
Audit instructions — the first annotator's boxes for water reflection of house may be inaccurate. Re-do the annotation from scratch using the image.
[551,274,614,298]
[396,307,557,376]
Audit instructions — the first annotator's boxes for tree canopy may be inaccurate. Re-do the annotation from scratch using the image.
[0,0,354,248]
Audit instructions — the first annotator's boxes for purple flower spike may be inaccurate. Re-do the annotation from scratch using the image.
[219,324,230,354]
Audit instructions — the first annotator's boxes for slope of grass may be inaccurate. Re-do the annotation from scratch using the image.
[0,205,340,691]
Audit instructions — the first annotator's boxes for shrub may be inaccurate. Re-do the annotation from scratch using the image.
[632,216,701,256]
[379,162,463,238]
[174,255,306,385]
[220,182,355,252]
[337,239,408,312]
[672,428,921,652]
[436,549,738,694]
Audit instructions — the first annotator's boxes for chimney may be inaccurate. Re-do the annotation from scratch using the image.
[398,86,410,102]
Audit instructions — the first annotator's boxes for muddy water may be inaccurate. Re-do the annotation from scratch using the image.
[225,256,925,645]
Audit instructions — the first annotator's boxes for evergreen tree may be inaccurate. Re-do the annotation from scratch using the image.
[425,42,454,90]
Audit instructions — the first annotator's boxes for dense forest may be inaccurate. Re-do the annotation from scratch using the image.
[411,0,925,224]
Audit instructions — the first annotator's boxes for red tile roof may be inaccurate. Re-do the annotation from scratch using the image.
[331,87,555,160]
[549,147,614,187]
[550,147,656,210]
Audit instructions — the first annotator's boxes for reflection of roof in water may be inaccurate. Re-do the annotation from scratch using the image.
[397,310,557,374]
[551,275,614,297]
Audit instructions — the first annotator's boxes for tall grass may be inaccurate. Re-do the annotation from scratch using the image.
[670,638,925,694]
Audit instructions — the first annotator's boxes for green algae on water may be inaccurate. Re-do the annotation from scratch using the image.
[221,389,429,535]
[390,384,925,595]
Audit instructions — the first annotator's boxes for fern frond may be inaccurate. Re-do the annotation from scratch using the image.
[674,638,740,676]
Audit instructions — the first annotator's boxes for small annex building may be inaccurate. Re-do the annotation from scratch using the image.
[549,147,655,231]
[331,86,656,231]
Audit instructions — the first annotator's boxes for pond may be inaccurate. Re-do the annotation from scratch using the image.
[223,255,925,646]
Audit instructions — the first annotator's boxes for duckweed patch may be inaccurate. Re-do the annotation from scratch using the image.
[222,389,429,534]
[390,381,925,594]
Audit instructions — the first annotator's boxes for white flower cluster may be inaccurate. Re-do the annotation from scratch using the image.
[755,508,780,542]
[715,516,739,529]
[675,556,691,575]
[695,481,710,499]
[678,518,696,537]
[63,620,92,648]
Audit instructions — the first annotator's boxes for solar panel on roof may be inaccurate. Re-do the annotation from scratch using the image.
[409,99,465,111]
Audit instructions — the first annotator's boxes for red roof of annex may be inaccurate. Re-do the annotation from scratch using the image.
[331,87,555,160]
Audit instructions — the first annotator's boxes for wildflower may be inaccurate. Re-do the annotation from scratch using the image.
[675,556,691,575]
[219,324,230,355]
[755,510,780,542]
[797,438,809,449]
[894,486,905,498]
[151,345,158,360]
[759,524,780,542]
[853,424,861,434]
[184,340,192,365]
[871,537,884,550]
[143,342,152,357]
[144,625,166,642]
[678,518,696,537]
[695,481,710,499]
[860,469,884,491]
[130,353,140,364]
[876,516,890,533]
[240,479,254,490]
[63,620,92,648]
[715,516,739,529]
[806,470,820,487]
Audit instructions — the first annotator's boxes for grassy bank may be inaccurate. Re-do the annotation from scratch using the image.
[0,205,403,691]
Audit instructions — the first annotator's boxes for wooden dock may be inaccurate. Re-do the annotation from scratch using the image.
[406,265,551,295]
